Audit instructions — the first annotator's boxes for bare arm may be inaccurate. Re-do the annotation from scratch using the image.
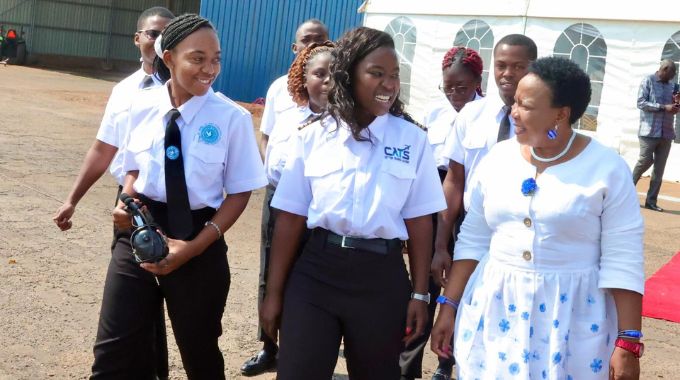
[260,210,308,340]
[141,191,253,275]
[431,160,465,286]
[609,289,642,379]
[404,214,434,345]
[53,140,117,230]
[430,258,478,358]
[258,133,269,161]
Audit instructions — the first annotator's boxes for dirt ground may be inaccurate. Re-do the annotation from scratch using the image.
[0,65,679,379]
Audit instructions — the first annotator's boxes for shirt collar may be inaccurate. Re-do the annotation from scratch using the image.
[339,113,389,144]
[159,80,212,125]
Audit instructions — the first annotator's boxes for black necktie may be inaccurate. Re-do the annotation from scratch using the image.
[164,109,193,239]
[497,106,511,142]
[142,75,154,89]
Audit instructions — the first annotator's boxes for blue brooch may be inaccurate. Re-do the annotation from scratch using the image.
[521,178,538,196]
[199,123,220,144]
[165,146,179,160]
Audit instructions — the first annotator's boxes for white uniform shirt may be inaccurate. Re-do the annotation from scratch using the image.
[272,114,447,240]
[122,83,267,209]
[259,75,296,136]
[423,93,482,170]
[442,93,515,210]
[264,105,317,187]
[96,67,162,185]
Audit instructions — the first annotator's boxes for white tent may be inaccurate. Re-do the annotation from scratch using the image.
[362,0,680,181]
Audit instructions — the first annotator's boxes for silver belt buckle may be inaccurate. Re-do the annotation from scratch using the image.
[340,236,355,249]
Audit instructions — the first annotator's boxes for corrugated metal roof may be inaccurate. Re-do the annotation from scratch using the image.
[202,0,365,102]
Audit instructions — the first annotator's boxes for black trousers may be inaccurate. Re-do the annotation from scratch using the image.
[277,229,410,380]
[91,199,230,380]
[256,184,278,346]
[399,168,456,379]
[113,186,169,379]
[632,136,672,205]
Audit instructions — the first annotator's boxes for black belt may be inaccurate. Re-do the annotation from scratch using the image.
[312,228,402,255]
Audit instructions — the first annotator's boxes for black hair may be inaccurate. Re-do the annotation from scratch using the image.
[324,26,421,141]
[529,57,591,124]
[153,14,215,83]
[137,6,174,29]
[494,34,538,61]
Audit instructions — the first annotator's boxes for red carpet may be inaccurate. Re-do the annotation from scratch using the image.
[642,252,680,323]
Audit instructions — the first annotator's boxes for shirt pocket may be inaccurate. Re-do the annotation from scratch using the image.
[461,130,487,151]
[187,144,225,186]
[304,156,343,207]
[125,133,156,170]
[378,160,417,210]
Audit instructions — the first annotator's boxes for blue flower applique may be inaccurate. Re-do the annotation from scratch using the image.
[590,358,603,373]
[499,352,508,361]
[553,319,560,328]
[508,304,517,312]
[587,294,596,305]
[559,293,568,303]
[552,352,562,364]
[539,303,546,312]
[591,324,599,333]
[521,311,530,320]
[522,349,531,363]
[521,178,538,196]
[462,329,473,341]
[509,363,520,375]
[542,369,547,379]
[499,319,511,333]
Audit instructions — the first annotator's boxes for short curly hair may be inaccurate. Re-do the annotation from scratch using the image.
[442,46,484,96]
[326,27,420,141]
[287,41,334,106]
[529,57,591,124]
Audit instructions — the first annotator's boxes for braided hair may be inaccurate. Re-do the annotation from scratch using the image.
[325,27,421,142]
[442,46,484,96]
[287,41,335,106]
[153,14,215,83]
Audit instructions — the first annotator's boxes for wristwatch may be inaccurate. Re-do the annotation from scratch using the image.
[615,338,644,358]
[411,292,431,304]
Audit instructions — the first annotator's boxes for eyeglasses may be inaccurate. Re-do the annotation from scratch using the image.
[137,29,162,40]
[438,84,471,96]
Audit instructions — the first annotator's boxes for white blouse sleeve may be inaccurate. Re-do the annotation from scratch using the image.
[223,112,268,194]
[598,158,645,294]
[453,158,492,262]
[270,132,312,217]
[401,138,447,219]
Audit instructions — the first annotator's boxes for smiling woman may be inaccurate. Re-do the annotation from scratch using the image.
[92,13,268,379]
[259,27,447,380]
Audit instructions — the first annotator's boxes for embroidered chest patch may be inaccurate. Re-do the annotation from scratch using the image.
[199,123,221,144]
[384,144,411,163]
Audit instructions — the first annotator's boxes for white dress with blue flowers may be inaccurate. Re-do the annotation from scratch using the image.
[452,137,644,380]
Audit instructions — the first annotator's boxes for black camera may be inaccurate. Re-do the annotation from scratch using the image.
[120,193,168,263]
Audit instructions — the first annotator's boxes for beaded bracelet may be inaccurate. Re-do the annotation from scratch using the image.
[436,295,460,311]
[204,220,222,239]
[618,329,643,339]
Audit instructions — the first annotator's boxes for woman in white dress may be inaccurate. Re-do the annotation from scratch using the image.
[430,57,645,379]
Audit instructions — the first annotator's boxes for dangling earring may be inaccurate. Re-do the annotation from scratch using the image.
[547,125,558,140]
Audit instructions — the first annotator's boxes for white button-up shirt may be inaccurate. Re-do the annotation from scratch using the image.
[96,67,162,185]
[272,114,447,240]
[264,105,317,187]
[423,93,482,170]
[442,93,515,210]
[259,75,297,137]
[122,83,267,209]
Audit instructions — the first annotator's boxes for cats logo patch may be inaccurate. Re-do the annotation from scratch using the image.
[166,146,180,160]
[199,123,220,145]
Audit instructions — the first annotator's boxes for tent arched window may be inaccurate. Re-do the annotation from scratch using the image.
[661,30,680,143]
[453,19,494,93]
[384,16,416,104]
[553,23,607,131]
